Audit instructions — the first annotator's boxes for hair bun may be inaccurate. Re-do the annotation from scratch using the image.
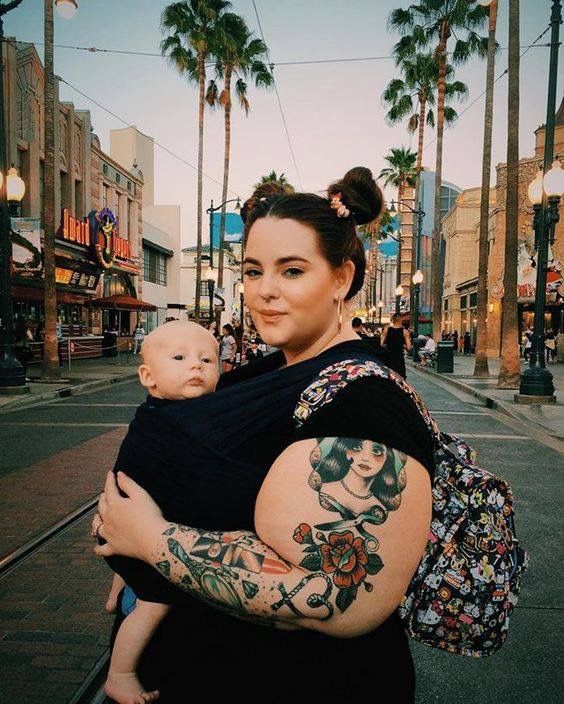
[328,167,383,226]
[240,181,295,225]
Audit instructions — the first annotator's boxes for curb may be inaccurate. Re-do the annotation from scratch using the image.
[407,361,564,448]
[0,371,139,413]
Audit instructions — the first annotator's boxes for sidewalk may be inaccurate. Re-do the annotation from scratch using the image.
[0,355,140,411]
[408,354,564,444]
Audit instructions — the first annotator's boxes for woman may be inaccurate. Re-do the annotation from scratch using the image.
[219,323,237,372]
[381,314,412,378]
[95,168,434,703]
[133,322,146,355]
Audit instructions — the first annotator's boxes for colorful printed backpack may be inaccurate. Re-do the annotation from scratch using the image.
[293,358,529,657]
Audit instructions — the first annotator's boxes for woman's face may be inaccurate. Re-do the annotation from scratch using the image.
[345,441,385,479]
[243,217,350,352]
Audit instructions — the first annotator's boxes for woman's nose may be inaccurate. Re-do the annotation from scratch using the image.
[257,272,279,300]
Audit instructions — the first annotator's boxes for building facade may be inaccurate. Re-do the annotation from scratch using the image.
[8,40,143,347]
[110,127,181,331]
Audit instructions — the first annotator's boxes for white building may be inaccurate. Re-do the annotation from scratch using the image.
[110,127,181,330]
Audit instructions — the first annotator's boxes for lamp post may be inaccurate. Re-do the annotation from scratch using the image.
[205,197,241,327]
[238,281,244,332]
[517,0,562,403]
[7,166,25,216]
[203,264,217,325]
[206,198,241,275]
[412,268,424,359]
[389,198,425,330]
[0,0,25,392]
[377,299,384,326]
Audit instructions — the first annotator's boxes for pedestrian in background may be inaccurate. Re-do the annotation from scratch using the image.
[219,323,237,372]
[352,316,368,338]
[544,329,557,364]
[463,331,471,356]
[14,316,33,380]
[452,330,459,354]
[381,313,412,378]
[133,322,146,355]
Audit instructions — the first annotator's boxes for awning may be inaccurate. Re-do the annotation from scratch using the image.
[86,294,157,311]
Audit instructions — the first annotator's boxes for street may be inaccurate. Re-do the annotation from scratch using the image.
[0,368,562,704]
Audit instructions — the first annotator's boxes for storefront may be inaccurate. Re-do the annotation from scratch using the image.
[10,207,141,358]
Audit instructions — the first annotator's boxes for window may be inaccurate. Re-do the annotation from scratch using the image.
[199,281,209,296]
[469,292,478,308]
[444,299,449,311]
[102,162,109,176]
[460,295,467,310]
[143,248,167,286]
[102,184,108,208]
[127,180,132,192]
[115,172,121,184]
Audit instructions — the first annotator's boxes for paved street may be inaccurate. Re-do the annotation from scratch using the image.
[0,366,562,703]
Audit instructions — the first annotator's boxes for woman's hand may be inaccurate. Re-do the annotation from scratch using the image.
[94,471,168,561]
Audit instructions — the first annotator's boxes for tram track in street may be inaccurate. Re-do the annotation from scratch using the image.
[0,494,100,580]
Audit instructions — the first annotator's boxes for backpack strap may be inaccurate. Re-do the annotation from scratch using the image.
[294,357,441,443]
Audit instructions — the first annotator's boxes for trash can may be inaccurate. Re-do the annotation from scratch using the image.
[412,337,426,364]
[103,330,118,357]
[435,341,454,373]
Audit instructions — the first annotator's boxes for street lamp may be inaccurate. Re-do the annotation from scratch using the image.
[517,0,562,404]
[377,299,384,326]
[395,283,404,315]
[390,198,425,330]
[0,0,26,392]
[238,281,245,340]
[7,166,25,216]
[55,0,78,18]
[204,264,218,325]
[412,268,424,358]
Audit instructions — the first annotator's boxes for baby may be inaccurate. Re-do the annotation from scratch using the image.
[103,320,219,704]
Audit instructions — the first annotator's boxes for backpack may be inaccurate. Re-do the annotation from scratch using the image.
[293,358,528,657]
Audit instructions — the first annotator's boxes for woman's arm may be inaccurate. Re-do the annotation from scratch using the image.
[403,329,412,352]
[96,438,431,638]
[380,327,388,347]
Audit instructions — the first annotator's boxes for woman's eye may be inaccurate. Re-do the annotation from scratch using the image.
[283,267,303,278]
[244,268,261,278]
[173,354,185,361]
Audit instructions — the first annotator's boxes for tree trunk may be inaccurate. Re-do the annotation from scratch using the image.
[194,52,206,323]
[498,0,521,388]
[411,93,426,331]
[218,66,232,297]
[474,0,498,377]
[41,0,60,380]
[431,27,449,341]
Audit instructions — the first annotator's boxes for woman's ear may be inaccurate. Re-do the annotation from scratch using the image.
[138,364,155,392]
[334,260,355,300]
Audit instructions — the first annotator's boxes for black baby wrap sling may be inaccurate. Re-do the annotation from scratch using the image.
[106,342,395,604]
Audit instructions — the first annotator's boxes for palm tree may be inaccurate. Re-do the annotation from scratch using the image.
[161,0,232,322]
[383,53,467,326]
[42,0,59,380]
[498,0,521,388]
[379,147,417,314]
[474,0,498,378]
[389,0,488,340]
[255,171,294,190]
[206,13,272,291]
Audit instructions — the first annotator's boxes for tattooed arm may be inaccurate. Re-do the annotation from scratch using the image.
[96,438,431,638]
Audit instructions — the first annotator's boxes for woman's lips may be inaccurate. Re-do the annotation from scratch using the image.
[259,311,286,322]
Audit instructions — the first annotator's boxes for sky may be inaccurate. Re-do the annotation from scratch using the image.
[8,0,563,247]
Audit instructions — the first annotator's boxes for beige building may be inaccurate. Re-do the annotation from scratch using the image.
[442,186,496,342]
[110,127,181,331]
[440,101,564,356]
[486,103,564,354]
[9,40,143,342]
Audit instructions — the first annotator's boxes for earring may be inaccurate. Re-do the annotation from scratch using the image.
[337,298,343,334]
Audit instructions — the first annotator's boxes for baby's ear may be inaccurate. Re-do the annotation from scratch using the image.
[138,364,154,391]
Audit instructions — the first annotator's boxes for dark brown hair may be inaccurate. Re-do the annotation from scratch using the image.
[242,167,383,299]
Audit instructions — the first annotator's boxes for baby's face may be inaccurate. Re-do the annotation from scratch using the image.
[139,322,219,400]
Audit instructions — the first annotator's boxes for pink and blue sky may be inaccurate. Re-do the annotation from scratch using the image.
[10,0,562,246]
